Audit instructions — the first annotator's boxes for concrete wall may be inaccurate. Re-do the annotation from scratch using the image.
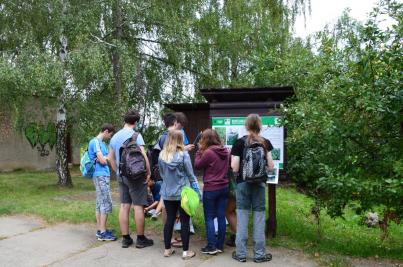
[0,130,57,171]
[0,97,79,171]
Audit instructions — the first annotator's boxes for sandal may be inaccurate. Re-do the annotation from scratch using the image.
[171,241,183,248]
[182,250,196,260]
[253,253,272,263]
[164,249,176,257]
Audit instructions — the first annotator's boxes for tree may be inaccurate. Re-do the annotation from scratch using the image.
[0,0,309,184]
[252,0,402,237]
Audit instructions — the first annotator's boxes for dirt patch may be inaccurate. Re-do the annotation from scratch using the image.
[54,189,120,203]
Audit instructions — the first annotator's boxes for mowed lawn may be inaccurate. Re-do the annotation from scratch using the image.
[0,169,402,261]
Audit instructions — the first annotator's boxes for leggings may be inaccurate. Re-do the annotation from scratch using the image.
[164,200,190,251]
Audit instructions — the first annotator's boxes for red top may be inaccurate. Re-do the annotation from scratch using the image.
[194,145,230,191]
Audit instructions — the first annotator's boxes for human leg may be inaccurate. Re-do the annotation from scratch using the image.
[202,190,218,252]
[216,187,229,251]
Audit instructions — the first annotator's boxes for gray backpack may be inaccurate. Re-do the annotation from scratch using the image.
[119,132,147,181]
[241,137,267,183]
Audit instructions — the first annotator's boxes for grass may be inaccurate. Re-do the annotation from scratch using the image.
[0,169,402,262]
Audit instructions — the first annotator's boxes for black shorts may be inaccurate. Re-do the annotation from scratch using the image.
[118,176,148,206]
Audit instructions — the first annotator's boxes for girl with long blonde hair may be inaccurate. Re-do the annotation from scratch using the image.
[158,130,200,260]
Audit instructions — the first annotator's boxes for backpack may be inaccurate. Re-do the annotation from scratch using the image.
[80,150,96,179]
[149,132,168,181]
[119,132,147,181]
[241,137,268,183]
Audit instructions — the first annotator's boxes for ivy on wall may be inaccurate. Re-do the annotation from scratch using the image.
[25,123,56,157]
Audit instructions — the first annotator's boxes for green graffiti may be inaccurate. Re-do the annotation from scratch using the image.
[25,123,39,148]
[24,123,57,156]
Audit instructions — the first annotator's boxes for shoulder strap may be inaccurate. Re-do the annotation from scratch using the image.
[131,131,139,144]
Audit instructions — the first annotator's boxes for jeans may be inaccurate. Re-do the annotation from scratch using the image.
[203,187,229,250]
[163,200,190,251]
[235,182,266,258]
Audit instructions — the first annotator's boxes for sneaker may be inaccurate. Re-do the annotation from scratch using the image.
[97,231,117,241]
[146,209,156,217]
[216,248,224,253]
[122,237,134,248]
[96,229,114,238]
[136,236,154,248]
[232,251,246,263]
[253,253,272,263]
[226,234,236,247]
[201,246,218,255]
[151,211,161,220]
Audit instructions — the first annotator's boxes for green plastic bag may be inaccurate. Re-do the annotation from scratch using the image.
[181,186,200,217]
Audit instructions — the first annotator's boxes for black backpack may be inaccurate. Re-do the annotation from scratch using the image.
[149,132,167,181]
[119,132,147,181]
[241,137,268,183]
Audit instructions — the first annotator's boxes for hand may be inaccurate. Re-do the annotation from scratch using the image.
[144,173,151,184]
[268,163,275,171]
[185,144,195,151]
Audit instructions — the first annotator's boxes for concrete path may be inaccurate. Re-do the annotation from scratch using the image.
[0,215,399,267]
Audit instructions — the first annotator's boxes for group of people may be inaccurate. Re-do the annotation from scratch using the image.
[87,109,274,263]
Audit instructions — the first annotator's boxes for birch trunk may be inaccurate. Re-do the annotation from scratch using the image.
[56,7,72,187]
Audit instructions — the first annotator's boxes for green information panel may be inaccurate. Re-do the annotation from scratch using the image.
[212,116,284,183]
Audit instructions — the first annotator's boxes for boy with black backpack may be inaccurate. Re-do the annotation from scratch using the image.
[230,114,274,263]
[108,109,153,249]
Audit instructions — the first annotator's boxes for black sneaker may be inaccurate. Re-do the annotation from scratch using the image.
[122,237,133,248]
[136,236,154,248]
[226,234,236,247]
[201,246,218,255]
[254,253,272,263]
[232,251,246,263]
[216,248,224,253]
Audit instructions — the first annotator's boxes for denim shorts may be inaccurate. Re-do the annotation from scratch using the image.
[235,182,266,211]
[93,176,113,214]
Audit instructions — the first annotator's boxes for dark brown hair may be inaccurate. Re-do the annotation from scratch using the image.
[124,109,140,125]
[163,113,177,128]
[100,123,115,133]
[174,112,188,127]
[245,114,267,149]
[198,129,222,152]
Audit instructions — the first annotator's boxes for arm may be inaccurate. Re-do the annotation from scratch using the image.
[194,150,210,170]
[144,201,159,212]
[96,151,108,165]
[140,145,151,183]
[231,155,240,173]
[266,151,275,171]
[108,146,117,173]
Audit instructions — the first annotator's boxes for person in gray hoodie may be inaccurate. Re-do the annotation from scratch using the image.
[158,130,200,260]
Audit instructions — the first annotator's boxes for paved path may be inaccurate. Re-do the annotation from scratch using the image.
[0,216,400,267]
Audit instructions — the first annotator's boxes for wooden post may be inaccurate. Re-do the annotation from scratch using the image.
[266,184,276,238]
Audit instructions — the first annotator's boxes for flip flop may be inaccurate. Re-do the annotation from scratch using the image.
[164,249,176,257]
[182,250,196,260]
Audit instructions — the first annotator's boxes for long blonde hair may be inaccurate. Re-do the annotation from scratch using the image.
[160,130,185,163]
[245,114,267,149]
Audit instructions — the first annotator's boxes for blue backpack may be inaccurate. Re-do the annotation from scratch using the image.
[80,139,99,179]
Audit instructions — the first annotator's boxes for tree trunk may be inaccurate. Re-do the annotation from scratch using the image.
[56,105,72,187]
[56,19,72,187]
[112,0,123,110]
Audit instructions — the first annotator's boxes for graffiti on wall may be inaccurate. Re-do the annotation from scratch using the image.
[25,123,57,157]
